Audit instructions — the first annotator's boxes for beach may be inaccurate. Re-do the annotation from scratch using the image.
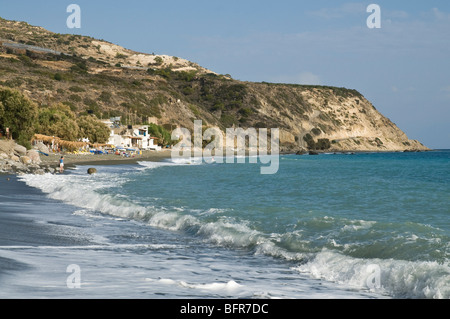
[0,174,94,286]
[40,149,172,169]
[0,137,172,175]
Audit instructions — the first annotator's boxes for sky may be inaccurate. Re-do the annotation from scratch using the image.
[1,0,449,148]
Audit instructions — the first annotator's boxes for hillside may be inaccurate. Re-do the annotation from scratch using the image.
[0,17,429,152]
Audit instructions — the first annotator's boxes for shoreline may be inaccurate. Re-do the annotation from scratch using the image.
[0,175,91,247]
[41,149,173,170]
[0,146,437,176]
[0,149,173,175]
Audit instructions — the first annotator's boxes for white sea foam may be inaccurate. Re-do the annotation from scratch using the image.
[137,157,205,169]
[341,220,376,232]
[20,172,147,220]
[148,278,244,293]
[144,277,255,298]
[181,280,243,292]
[197,207,230,216]
[0,244,179,251]
[293,249,450,299]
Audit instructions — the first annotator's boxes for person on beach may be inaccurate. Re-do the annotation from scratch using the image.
[59,156,64,173]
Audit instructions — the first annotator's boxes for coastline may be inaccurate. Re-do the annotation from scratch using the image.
[0,148,173,175]
[1,143,436,176]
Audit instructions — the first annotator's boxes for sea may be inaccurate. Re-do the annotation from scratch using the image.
[0,150,448,299]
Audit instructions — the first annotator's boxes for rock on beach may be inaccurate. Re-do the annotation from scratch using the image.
[0,140,52,175]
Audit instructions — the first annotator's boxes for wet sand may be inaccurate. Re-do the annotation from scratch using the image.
[0,175,93,247]
[0,175,96,283]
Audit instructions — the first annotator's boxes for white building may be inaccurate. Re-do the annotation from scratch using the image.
[102,120,161,151]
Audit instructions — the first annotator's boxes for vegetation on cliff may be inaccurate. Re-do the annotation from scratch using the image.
[0,18,428,152]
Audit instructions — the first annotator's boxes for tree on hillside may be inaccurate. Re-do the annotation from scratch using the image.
[0,87,38,148]
[35,104,110,144]
[77,115,110,143]
[35,103,80,141]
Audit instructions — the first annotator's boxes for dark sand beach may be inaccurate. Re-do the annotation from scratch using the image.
[0,149,172,264]
[0,150,172,279]
[40,149,172,169]
[0,175,94,282]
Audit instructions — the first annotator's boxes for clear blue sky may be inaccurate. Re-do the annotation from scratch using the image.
[1,1,449,148]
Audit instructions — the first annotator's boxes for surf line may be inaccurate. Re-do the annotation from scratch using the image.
[171,120,280,175]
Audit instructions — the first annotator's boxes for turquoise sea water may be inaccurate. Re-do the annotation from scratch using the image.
[8,150,450,299]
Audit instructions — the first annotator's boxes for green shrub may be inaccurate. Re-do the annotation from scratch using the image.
[147,67,172,79]
[303,133,316,150]
[189,104,201,117]
[254,122,268,128]
[77,115,110,143]
[182,85,194,95]
[69,94,82,102]
[210,102,224,112]
[174,70,197,82]
[220,113,238,128]
[154,56,163,66]
[149,94,168,107]
[70,61,88,73]
[302,134,331,150]
[238,107,253,117]
[35,103,80,141]
[132,79,142,87]
[115,53,128,59]
[0,87,38,147]
[316,139,331,150]
[375,137,383,146]
[311,128,322,136]
[62,101,77,112]
[147,123,172,145]
[18,54,34,67]
[99,91,112,103]
[3,78,24,88]
[69,86,85,92]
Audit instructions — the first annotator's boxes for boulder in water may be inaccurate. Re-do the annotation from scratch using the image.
[87,168,97,175]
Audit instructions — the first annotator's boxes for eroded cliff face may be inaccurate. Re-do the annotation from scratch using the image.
[243,83,428,152]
